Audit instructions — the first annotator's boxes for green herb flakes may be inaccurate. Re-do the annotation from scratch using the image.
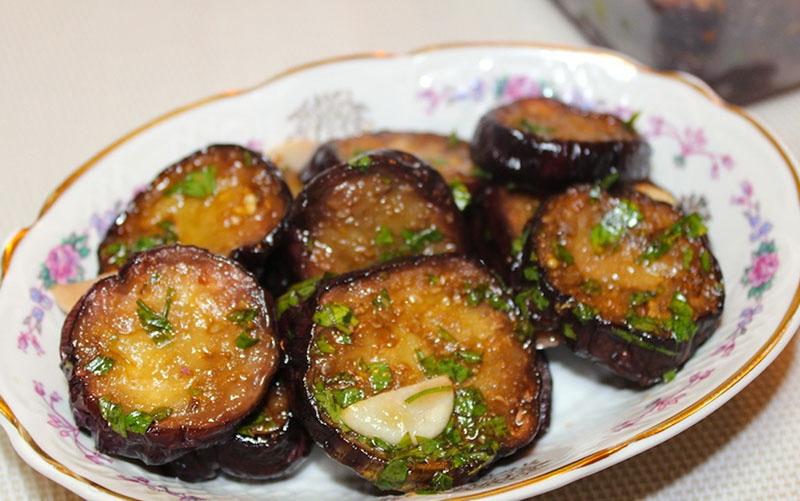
[349,155,372,171]
[313,303,358,338]
[333,387,365,408]
[553,242,574,265]
[237,412,279,437]
[315,336,335,354]
[518,118,554,137]
[372,288,392,310]
[276,276,322,318]
[417,351,472,383]
[166,165,217,198]
[235,332,259,349]
[573,302,597,323]
[629,290,656,307]
[639,213,707,263]
[375,459,410,491]
[590,199,642,252]
[666,292,697,342]
[662,369,677,383]
[450,180,471,211]
[136,288,175,345]
[402,227,443,253]
[86,355,115,376]
[367,361,393,392]
[227,308,257,327]
[454,387,487,418]
[562,323,577,340]
[374,225,395,247]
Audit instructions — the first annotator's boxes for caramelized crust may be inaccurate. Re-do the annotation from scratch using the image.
[301,131,476,189]
[61,246,279,464]
[289,254,549,492]
[287,150,466,280]
[99,145,291,273]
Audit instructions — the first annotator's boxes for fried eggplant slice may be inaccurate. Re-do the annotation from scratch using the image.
[471,98,650,188]
[471,184,542,281]
[61,245,280,464]
[98,144,292,275]
[300,131,478,193]
[286,150,467,280]
[520,184,723,386]
[167,377,312,481]
[288,254,550,493]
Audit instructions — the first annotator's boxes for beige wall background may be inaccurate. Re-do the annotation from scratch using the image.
[1,0,798,499]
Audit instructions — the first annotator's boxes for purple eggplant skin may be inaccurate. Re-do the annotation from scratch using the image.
[299,131,478,191]
[286,253,551,492]
[285,149,468,280]
[98,144,293,278]
[61,246,280,465]
[520,185,724,387]
[470,98,651,189]
[166,377,313,482]
[216,413,312,480]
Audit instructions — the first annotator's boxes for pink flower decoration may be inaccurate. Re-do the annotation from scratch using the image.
[748,252,779,287]
[34,381,45,397]
[45,244,80,284]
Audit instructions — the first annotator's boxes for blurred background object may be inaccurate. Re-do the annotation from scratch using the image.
[554,0,800,103]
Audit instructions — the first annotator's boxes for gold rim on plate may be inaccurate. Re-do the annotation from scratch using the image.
[2,41,799,500]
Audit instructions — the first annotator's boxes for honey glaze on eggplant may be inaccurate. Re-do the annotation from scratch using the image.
[289,254,549,493]
[523,184,723,386]
[61,246,279,464]
[471,98,650,187]
[300,131,477,191]
[286,150,467,280]
[99,145,291,273]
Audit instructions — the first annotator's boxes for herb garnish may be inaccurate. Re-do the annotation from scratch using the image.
[235,332,259,349]
[553,242,574,265]
[166,165,217,198]
[416,351,474,383]
[375,458,410,491]
[629,290,656,307]
[572,302,598,323]
[98,397,172,437]
[588,170,620,199]
[510,227,531,256]
[518,118,555,137]
[623,110,642,131]
[367,361,393,392]
[333,387,365,408]
[86,355,115,376]
[374,225,394,247]
[229,306,260,349]
[101,220,178,267]
[237,412,279,437]
[136,288,175,345]
[450,180,471,211]
[276,276,324,318]
[402,227,443,253]
[639,213,707,263]
[313,303,358,342]
[372,288,392,310]
[349,154,372,172]
[446,131,460,147]
[590,199,642,252]
[665,292,697,342]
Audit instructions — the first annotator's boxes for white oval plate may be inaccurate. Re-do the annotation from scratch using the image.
[1,43,799,501]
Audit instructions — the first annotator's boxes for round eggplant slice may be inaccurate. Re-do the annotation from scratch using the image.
[471,98,650,188]
[288,254,550,493]
[167,377,312,481]
[300,131,478,192]
[521,184,724,386]
[98,144,292,275]
[286,149,467,280]
[471,184,542,281]
[61,245,280,465]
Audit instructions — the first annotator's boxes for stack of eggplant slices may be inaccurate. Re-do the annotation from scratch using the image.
[60,97,724,493]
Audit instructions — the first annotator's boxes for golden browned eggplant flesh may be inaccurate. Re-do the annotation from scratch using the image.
[287,254,550,493]
[99,144,291,274]
[516,183,724,386]
[61,245,279,464]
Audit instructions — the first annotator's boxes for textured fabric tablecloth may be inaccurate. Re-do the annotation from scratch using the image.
[1,1,798,499]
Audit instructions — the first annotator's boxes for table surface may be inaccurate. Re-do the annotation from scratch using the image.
[1,1,798,499]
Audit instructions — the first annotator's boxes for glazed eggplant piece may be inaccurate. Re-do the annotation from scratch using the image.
[288,254,550,493]
[518,184,723,386]
[168,377,312,481]
[286,150,467,280]
[300,131,478,193]
[471,184,542,281]
[98,144,292,275]
[61,245,280,464]
[471,98,650,188]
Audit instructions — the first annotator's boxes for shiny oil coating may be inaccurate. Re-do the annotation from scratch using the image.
[497,98,638,141]
[69,247,277,430]
[292,164,464,279]
[332,132,474,184]
[534,186,722,329]
[99,146,289,271]
[494,187,541,241]
[309,257,541,450]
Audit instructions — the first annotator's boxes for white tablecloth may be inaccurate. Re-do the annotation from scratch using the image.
[1,1,797,499]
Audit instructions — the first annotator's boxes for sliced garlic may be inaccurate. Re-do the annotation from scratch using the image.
[340,375,454,446]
